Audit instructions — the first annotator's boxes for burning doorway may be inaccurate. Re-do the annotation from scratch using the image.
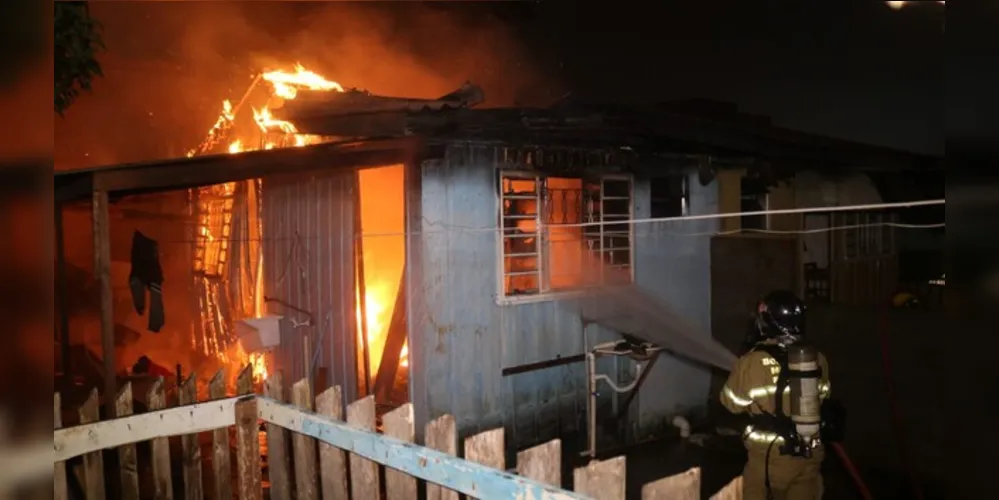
[355,164,409,408]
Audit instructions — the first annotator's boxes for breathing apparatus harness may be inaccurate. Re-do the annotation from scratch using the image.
[749,338,823,500]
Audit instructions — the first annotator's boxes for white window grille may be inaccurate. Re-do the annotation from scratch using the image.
[498,172,634,299]
[841,211,896,260]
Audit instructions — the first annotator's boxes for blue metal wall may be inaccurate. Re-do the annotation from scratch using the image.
[261,169,358,403]
[408,144,719,449]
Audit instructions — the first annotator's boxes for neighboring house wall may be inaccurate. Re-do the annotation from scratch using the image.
[408,143,719,450]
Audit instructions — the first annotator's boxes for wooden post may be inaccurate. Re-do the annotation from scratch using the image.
[147,378,173,499]
[54,393,68,500]
[179,374,204,500]
[235,396,263,500]
[373,269,407,403]
[383,403,418,500]
[346,395,380,500]
[424,414,459,500]
[209,371,233,500]
[642,467,700,500]
[55,203,71,378]
[93,188,117,418]
[115,382,140,500]
[573,456,625,500]
[80,388,106,499]
[264,373,291,500]
[315,386,348,500]
[516,438,562,487]
[354,170,372,396]
[291,379,319,500]
[464,428,505,470]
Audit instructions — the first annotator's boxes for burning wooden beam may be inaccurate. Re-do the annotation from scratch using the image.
[373,267,407,403]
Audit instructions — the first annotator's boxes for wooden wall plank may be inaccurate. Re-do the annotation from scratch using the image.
[264,373,291,500]
[54,393,68,500]
[209,371,233,500]
[291,379,319,500]
[115,382,140,500]
[383,404,418,500]
[179,374,204,500]
[641,467,700,500]
[346,395,380,500]
[79,389,106,500]
[516,438,562,487]
[235,396,263,500]
[315,386,348,500]
[573,456,625,500]
[146,378,173,500]
[424,414,459,500]
[93,188,117,418]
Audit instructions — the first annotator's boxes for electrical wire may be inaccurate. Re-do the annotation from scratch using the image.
[140,199,945,244]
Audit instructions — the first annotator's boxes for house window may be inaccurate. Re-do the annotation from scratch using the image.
[842,211,896,260]
[740,177,769,231]
[650,174,689,218]
[498,173,633,298]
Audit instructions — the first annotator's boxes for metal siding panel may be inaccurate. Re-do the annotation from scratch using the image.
[261,170,357,401]
[633,171,718,436]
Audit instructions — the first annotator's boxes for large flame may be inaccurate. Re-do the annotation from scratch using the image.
[192,65,407,386]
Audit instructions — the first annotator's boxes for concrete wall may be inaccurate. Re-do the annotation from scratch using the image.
[408,144,719,450]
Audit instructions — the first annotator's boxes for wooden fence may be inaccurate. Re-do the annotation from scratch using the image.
[53,365,744,500]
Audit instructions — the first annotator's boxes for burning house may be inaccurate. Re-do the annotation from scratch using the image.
[55,65,940,454]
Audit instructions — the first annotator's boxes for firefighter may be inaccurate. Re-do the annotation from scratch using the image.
[720,290,834,500]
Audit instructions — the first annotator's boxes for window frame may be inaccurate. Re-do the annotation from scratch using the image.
[495,170,635,305]
[650,173,689,219]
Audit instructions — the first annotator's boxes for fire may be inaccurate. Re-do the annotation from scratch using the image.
[253,106,298,134]
[262,63,344,99]
[886,1,944,9]
[228,139,243,154]
[358,287,409,371]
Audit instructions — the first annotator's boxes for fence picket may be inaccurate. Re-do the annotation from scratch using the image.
[79,388,106,500]
[516,438,561,487]
[464,427,505,470]
[424,414,459,500]
[316,385,349,500]
[146,378,173,499]
[642,467,700,500]
[115,382,140,500]
[573,456,625,500]
[346,395,380,500]
[209,371,233,500]
[383,404,418,500]
[237,365,254,395]
[264,372,291,500]
[709,476,743,500]
[291,379,319,500]
[179,373,204,500]
[236,396,263,500]
[51,381,749,500]
[54,393,68,500]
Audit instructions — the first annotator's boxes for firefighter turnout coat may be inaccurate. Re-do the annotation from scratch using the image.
[721,340,832,500]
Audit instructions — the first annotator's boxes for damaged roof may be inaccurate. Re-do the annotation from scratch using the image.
[280,85,941,174]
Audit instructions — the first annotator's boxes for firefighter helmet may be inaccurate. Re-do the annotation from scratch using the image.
[756,290,806,339]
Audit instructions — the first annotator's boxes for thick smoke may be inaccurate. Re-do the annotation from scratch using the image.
[55,1,558,170]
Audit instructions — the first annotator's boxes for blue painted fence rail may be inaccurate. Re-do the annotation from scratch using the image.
[257,396,591,500]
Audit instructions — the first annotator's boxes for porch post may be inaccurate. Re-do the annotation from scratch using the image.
[92,188,116,417]
[55,201,70,378]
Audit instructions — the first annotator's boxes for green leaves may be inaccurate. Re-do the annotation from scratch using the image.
[55,2,105,116]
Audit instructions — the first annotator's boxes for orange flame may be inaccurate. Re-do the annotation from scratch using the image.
[262,63,345,99]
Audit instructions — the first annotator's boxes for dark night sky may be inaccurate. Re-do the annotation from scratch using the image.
[514,0,944,155]
[56,0,948,169]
